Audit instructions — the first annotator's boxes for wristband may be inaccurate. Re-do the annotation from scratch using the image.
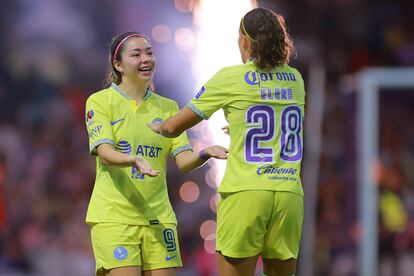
[198,149,210,161]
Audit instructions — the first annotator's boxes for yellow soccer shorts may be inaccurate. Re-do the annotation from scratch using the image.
[216,190,303,259]
[90,222,182,273]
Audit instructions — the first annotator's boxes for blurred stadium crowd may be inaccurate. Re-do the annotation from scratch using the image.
[0,0,413,275]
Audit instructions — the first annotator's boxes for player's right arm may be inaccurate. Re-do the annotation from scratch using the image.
[86,93,159,176]
[97,144,159,176]
[148,68,230,137]
[149,106,202,138]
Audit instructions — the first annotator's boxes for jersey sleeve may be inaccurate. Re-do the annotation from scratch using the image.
[85,95,114,155]
[169,102,193,158]
[187,68,229,119]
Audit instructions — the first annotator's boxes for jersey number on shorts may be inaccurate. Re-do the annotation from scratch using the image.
[245,105,302,163]
[163,228,176,252]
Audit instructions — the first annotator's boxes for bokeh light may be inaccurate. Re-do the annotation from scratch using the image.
[199,219,216,240]
[174,0,192,13]
[179,181,200,203]
[151,24,172,43]
[204,167,220,188]
[204,233,216,254]
[209,193,220,213]
[174,27,195,52]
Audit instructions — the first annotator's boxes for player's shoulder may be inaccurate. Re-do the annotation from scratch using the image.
[283,64,304,79]
[86,86,113,104]
[207,64,248,83]
[217,63,248,75]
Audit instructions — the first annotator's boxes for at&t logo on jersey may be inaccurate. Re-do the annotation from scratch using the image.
[113,246,128,261]
[115,140,162,158]
[244,71,297,86]
[115,141,133,155]
[114,139,163,180]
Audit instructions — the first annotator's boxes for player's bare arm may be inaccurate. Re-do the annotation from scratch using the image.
[174,145,229,173]
[97,143,160,176]
[148,106,201,138]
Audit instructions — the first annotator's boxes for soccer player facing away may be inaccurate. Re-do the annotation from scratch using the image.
[149,8,305,276]
[85,32,228,276]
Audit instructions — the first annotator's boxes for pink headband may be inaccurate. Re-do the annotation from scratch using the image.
[113,33,147,61]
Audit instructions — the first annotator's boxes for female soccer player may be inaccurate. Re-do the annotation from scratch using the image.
[149,8,305,276]
[85,31,228,276]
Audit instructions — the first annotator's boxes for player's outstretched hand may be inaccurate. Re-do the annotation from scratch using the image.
[132,156,160,177]
[147,122,161,134]
[204,145,229,160]
[221,125,229,135]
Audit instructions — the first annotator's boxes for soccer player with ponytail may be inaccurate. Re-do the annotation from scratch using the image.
[150,8,305,276]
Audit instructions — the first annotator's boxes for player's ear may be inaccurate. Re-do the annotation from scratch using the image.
[113,60,124,73]
[241,34,251,51]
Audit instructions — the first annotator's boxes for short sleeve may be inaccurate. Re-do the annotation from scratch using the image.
[187,68,229,120]
[85,96,114,155]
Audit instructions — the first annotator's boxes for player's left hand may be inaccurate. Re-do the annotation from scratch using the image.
[147,122,161,134]
[132,156,160,177]
[204,145,229,160]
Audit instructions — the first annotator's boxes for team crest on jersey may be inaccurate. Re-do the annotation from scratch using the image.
[113,246,128,261]
[152,118,164,124]
[86,110,94,125]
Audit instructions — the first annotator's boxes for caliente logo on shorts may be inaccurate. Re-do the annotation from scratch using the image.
[113,246,128,261]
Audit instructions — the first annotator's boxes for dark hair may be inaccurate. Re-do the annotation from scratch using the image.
[240,8,294,69]
[104,31,148,87]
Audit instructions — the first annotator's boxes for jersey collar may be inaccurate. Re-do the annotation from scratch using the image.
[111,82,152,101]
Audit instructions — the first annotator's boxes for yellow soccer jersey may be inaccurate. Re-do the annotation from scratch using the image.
[85,83,192,225]
[188,60,305,195]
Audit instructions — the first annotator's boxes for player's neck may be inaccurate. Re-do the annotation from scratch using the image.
[241,51,252,64]
[118,80,148,101]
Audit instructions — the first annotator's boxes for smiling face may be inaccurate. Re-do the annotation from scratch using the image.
[113,37,156,85]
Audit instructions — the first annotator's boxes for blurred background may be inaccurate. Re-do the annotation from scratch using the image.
[1,0,414,275]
